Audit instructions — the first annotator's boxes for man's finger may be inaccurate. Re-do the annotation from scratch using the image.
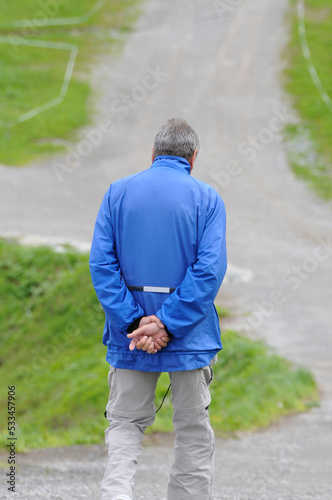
[127,324,154,339]
[141,337,153,352]
[127,326,145,339]
[129,334,145,351]
[147,341,156,354]
[157,335,170,344]
[152,316,164,329]
[129,340,135,351]
[128,322,161,339]
[129,338,139,351]
[136,335,149,350]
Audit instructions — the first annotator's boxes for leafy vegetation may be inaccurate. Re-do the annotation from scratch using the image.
[0,239,318,450]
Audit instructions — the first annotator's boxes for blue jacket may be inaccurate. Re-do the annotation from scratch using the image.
[89,155,227,372]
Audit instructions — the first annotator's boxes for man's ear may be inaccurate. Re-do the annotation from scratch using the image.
[151,147,155,162]
[189,149,198,172]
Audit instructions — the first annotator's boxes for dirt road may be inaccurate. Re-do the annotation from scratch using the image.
[1,0,332,498]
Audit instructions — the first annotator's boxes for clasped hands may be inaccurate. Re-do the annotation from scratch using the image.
[127,315,170,354]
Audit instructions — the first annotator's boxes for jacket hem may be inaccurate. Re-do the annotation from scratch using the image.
[106,347,221,372]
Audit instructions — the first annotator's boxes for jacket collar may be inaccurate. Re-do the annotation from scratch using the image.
[151,155,191,175]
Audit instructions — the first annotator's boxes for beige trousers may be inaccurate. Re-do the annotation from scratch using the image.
[101,357,217,500]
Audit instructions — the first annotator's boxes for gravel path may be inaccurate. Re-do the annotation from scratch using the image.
[1,0,332,498]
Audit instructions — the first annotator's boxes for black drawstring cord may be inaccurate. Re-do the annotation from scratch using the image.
[105,383,172,418]
[155,383,171,414]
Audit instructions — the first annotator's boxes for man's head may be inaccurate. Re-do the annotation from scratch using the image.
[152,118,200,170]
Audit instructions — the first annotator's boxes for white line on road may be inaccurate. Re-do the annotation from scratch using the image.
[0,37,78,128]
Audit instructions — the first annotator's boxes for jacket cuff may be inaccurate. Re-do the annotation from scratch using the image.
[127,316,143,333]
[164,325,172,337]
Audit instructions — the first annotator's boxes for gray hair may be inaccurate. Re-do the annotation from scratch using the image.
[153,118,200,162]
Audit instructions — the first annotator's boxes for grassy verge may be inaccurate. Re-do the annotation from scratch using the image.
[284,0,332,199]
[0,0,141,165]
[0,240,318,451]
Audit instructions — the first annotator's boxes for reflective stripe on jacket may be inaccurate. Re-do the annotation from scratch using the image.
[89,155,227,372]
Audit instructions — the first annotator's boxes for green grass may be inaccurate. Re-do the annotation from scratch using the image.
[152,331,318,435]
[0,239,318,451]
[284,0,332,199]
[0,0,141,165]
[215,304,231,318]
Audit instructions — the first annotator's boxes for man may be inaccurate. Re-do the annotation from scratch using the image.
[89,118,227,500]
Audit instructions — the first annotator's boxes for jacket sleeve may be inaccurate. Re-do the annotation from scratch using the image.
[89,188,145,334]
[155,193,227,338]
